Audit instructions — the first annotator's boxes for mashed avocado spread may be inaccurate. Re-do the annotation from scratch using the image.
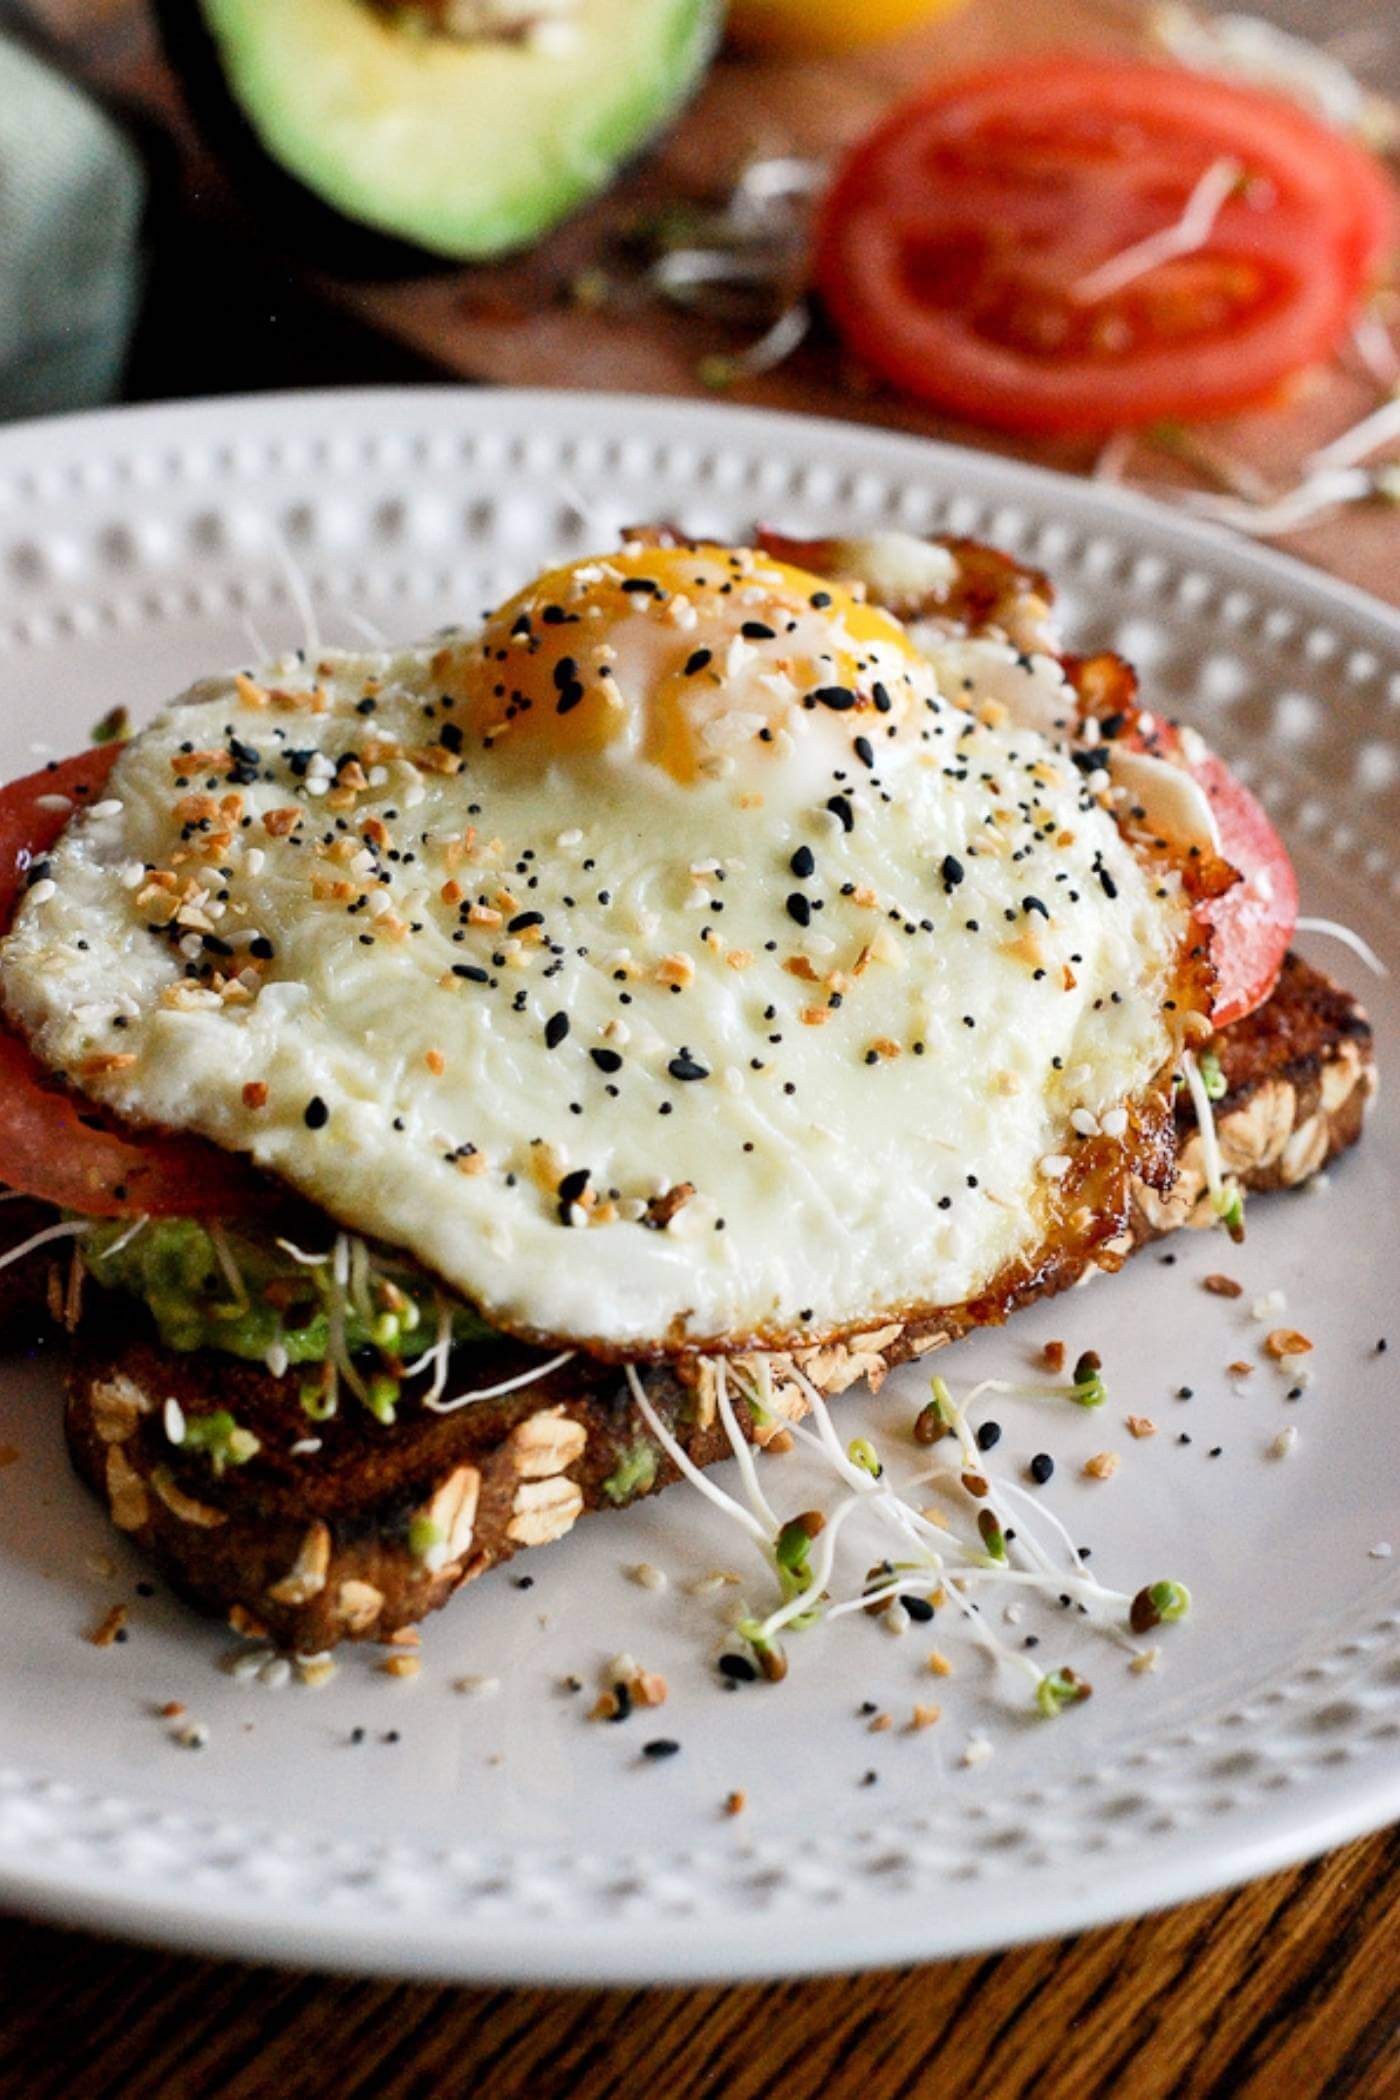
[82,1217,494,1371]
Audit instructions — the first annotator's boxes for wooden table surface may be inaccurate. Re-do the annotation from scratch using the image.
[3,4,1399,2094]
[2,1826,1399,2098]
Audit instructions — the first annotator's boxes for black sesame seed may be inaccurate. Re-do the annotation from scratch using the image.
[741,620,776,641]
[786,892,811,927]
[826,793,854,833]
[718,1653,757,1683]
[903,1595,935,1623]
[303,1096,329,1130]
[642,1738,681,1760]
[976,1421,1002,1452]
[940,854,965,890]
[452,964,490,984]
[854,736,875,768]
[590,1047,622,1074]
[789,844,815,879]
[684,647,713,676]
[1029,1453,1054,1485]
[544,1012,570,1050]
[668,1053,710,1082]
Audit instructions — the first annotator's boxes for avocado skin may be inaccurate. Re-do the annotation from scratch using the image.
[157,0,722,278]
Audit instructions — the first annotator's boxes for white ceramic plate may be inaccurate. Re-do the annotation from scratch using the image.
[0,391,1396,1985]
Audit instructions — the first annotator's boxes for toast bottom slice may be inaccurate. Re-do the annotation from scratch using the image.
[61,952,1374,1653]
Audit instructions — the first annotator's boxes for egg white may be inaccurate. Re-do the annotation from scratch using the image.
[1,541,1197,1352]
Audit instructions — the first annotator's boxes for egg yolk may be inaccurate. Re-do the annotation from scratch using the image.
[446,542,932,784]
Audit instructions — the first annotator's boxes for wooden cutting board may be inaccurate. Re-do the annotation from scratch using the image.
[28,0,1400,605]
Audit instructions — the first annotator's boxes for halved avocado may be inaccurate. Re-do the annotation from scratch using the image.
[171,0,722,262]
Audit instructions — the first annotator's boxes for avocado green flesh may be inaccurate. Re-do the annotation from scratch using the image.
[601,1436,658,1504]
[82,1217,494,1368]
[196,0,722,259]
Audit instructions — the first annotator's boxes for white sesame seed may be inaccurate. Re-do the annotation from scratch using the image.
[1270,1425,1298,1459]
[25,878,56,905]
[33,793,72,814]
[244,847,266,874]
[1100,1106,1128,1138]
[259,1656,293,1689]
[607,1652,637,1683]
[1370,1542,1393,1559]
[163,1398,187,1445]
[288,1436,321,1455]
[960,1734,994,1767]
[453,1673,501,1696]
[627,1562,668,1592]
[1037,1154,1072,1180]
[1071,1107,1099,1137]
[175,1722,209,1749]
[883,1601,911,1636]
[227,1647,271,1681]
[89,799,124,819]
[556,829,583,848]
[1252,1289,1287,1321]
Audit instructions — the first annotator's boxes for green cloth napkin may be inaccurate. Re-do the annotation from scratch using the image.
[0,33,145,421]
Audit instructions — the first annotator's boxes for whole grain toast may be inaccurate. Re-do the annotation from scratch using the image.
[53,949,1373,1653]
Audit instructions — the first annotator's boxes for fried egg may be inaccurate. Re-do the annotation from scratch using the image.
[1,539,1205,1352]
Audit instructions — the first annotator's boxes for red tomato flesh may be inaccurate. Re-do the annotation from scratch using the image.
[817,56,1397,435]
[1152,731,1298,1029]
[0,750,266,1218]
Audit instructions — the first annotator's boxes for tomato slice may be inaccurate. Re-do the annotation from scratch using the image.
[817,56,1397,435]
[1148,729,1298,1030]
[0,744,123,927]
[0,750,266,1218]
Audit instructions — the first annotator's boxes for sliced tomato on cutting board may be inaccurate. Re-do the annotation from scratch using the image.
[0,751,266,1218]
[816,55,1397,435]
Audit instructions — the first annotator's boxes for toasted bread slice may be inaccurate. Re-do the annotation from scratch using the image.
[55,951,1373,1653]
